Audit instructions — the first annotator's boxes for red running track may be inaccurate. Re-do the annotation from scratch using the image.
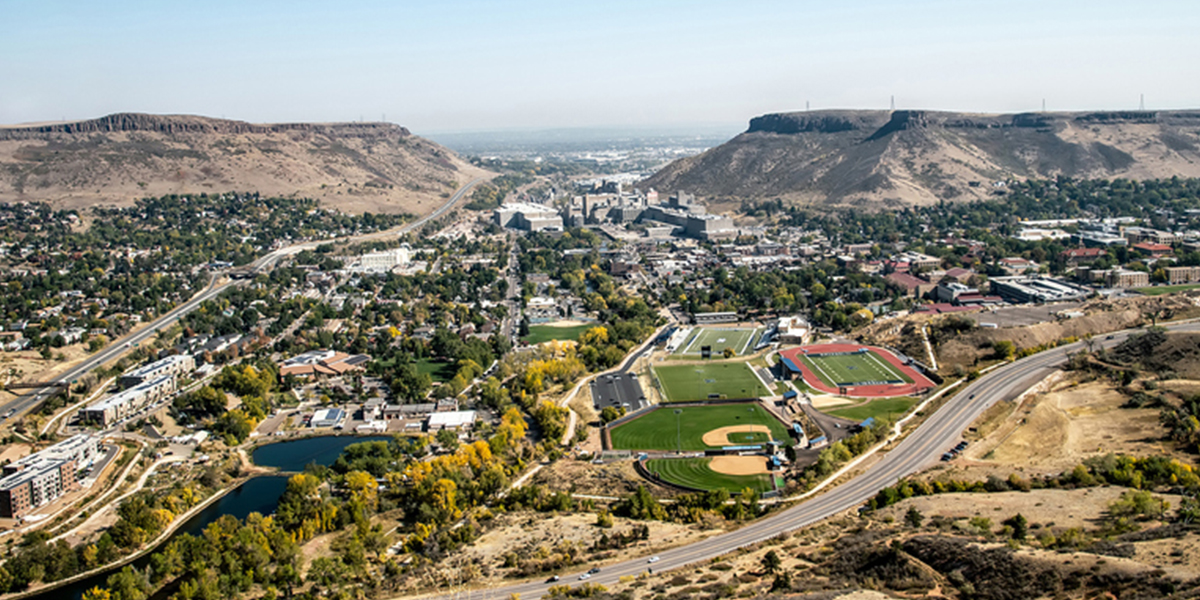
[778,344,936,398]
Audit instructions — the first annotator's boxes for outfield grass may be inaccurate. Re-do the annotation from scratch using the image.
[1138,283,1200,296]
[827,396,919,422]
[522,323,593,344]
[644,457,773,493]
[797,350,913,388]
[654,363,770,402]
[610,403,790,451]
[674,327,759,356]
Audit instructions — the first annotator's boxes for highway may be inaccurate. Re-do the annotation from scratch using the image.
[0,178,484,422]
[428,319,1200,600]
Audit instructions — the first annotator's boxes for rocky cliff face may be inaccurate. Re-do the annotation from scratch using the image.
[643,109,1200,209]
[0,113,489,214]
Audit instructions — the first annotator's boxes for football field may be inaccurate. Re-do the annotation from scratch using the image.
[653,362,770,402]
[674,327,760,356]
[796,350,913,388]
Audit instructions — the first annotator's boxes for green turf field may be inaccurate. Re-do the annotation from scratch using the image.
[827,396,919,422]
[674,327,760,356]
[522,323,593,344]
[610,403,790,451]
[415,358,456,383]
[654,363,770,401]
[1138,283,1200,296]
[643,457,773,493]
[796,350,913,388]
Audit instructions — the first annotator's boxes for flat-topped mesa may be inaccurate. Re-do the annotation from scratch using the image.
[747,111,890,134]
[0,113,411,141]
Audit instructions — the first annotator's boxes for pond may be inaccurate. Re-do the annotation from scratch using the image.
[250,434,393,472]
[33,434,386,600]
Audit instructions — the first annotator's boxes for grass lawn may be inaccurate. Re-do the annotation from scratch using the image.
[643,458,772,492]
[797,350,913,388]
[414,358,457,383]
[523,323,593,344]
[653,363,770,401]
[673,327,759,356]
[610,403,790,451]
[643,457,773,494]
[1138,283,1200,296]
[827,396,920,422]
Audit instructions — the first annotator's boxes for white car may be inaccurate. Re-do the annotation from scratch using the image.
[578,573,591,580]
[648,556,660,563]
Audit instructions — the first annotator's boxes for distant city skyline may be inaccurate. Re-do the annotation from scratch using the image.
[3,0,1198,134]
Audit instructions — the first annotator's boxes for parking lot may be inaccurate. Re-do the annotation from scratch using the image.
[590,373,648,413]
[971,301,1086,328]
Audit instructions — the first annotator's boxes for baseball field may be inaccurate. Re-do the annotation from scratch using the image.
[609,403,790,452]
[643,457,774,494]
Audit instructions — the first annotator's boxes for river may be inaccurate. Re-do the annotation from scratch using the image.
[31,435,386,600]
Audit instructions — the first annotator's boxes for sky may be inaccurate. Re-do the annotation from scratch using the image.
[2,0,1199,134]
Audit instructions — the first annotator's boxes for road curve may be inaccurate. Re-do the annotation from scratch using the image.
[0,178,485,420]
[424,320,1200,600]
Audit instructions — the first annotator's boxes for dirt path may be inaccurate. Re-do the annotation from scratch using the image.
[701,425,773,446]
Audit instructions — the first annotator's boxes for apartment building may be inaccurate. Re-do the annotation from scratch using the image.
[0,434,99,518]
[82,375,177,426]
[119,353,194,389]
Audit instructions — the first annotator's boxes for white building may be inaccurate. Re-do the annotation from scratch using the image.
[82,375,177,426]
[119,354,194,389]
[353,247,412,272]
[428,410,477,431]
[776,316,811,344]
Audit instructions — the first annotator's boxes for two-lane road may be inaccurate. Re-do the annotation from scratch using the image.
[0,178,485,420]
[427,319,1200,600]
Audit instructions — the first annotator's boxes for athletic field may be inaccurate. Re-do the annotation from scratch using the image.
[609,403,790,451]
[796,349,913,388]
[673,327,760,356]
[643,457,773,494]
[653,363,770,402]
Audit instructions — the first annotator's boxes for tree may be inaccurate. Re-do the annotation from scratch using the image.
[1005,513,1028,540]
[761,549,782,575]
[436,428,460,451]
[905,506,925,528]
[992,340,1016,360]
[722,347,735,359]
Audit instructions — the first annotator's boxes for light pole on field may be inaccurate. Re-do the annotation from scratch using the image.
[675,409,683,453]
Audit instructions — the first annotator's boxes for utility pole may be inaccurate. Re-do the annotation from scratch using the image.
[890,95,895,111]
[1139,94,1145,111]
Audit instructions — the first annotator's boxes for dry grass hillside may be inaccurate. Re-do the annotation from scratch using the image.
[642,109,1200,210]
[0,113,493,214]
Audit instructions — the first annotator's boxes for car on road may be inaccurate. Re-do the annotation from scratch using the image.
[647,556,660,563]
[587,567,601,574]
[578,573,591,580]
[546,575,560,583]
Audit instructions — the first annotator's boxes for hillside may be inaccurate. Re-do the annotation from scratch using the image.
[0,113,492,214]
[641,109,1200,209]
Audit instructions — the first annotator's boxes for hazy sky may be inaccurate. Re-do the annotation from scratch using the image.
[2,0,1198,133]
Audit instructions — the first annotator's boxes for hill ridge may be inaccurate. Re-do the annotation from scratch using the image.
[0,113,491,214]
[642,109,1200,209]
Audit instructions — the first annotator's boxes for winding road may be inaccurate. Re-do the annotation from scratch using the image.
[427,319,1200,600]
[0,178,485,422]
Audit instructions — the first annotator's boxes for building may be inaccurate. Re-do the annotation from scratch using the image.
[1166,266,1200,284]
[989,276,1091,304]
[776,316,810,344]
[354,247,412,272]
[119,354,194,389]
[886,272,936,298]
[998,257,1039,275]
[1123,227,1179,246]
[1075,232,1129,248]
[493,203,563,231]
[427,410,477,431]
[81,375,178,426]
[1132,242,1173,259]
[526,296,558,323]
[310,408,344,428]
[934,282,978,304]
[278,349,370,379]
[1061,247,1107,267]
[0,434,100,518]
[1105,269,1150,289]
[889,251,942,272]
[382,403,436,421]
[693,311,739,325]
